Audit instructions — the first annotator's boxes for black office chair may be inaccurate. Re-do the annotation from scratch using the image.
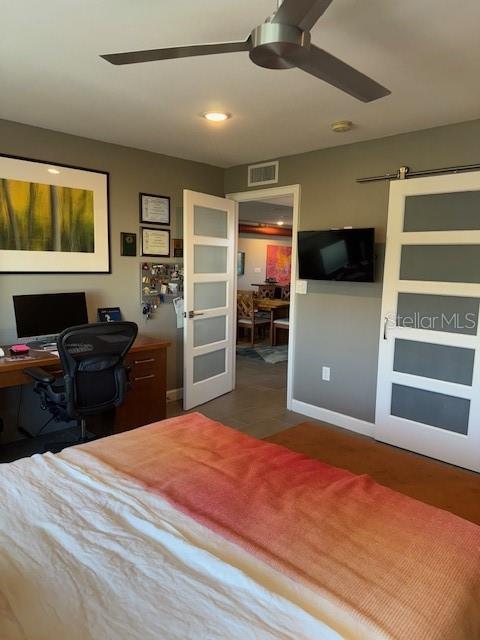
[24,322,138,451]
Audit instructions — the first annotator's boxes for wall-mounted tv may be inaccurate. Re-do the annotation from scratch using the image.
[298,228,375,282]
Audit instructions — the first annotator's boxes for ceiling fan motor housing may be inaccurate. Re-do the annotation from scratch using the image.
[249,23,311,69]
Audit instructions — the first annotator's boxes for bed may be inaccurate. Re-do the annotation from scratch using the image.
[1,412,480,639]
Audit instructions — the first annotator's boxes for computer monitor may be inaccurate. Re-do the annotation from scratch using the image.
[13,292,88,349]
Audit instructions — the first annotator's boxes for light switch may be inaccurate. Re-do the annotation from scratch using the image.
[296,280,307,294]
[322,366,331,382]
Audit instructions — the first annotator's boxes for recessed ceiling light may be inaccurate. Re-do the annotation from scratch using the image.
[203,112,231,122]
[47,168,61,174]
[277,220,284,226]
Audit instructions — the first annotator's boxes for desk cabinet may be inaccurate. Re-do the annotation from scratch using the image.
[114,347,167,433]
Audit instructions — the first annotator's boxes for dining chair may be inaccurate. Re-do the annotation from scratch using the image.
[256,284,276,299]
[273,318,290,345]
[280,284,290,300]
[237,291,270,347]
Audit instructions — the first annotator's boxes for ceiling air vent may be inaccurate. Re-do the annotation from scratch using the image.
[248,161,279,187]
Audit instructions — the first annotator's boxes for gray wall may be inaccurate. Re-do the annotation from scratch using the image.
[3,116,480,431]
[0,118,224,394]
[225,118,480,423]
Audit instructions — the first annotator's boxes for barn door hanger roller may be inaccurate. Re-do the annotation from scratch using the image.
[357,162,480,184]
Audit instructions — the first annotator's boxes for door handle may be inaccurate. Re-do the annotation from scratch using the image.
[383,315,394,340]
[187,310,204,319]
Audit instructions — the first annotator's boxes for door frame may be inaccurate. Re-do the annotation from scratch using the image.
[226,184,301,410]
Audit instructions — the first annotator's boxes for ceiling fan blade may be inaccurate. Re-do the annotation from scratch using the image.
[272,0,334,31]
[285,44,391,102]
[101,39,251,65]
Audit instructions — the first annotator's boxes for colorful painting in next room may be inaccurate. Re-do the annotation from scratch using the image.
[0,178,94,252]
[266,244,292,283]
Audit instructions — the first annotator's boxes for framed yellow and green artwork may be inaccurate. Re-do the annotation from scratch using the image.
[0,154,110,273]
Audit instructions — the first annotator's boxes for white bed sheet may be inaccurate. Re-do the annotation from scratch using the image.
[0,449,346,640]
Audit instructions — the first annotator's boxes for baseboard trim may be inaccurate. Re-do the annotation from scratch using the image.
[166,387,183,402]
[291,399,375,438]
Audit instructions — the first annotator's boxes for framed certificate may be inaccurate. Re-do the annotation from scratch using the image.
[141,227,170,257]
[139,193,170,225]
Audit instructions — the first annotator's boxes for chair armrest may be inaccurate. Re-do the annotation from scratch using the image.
[24,367,56,384]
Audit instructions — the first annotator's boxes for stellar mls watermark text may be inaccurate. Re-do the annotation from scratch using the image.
[387,312,477,331]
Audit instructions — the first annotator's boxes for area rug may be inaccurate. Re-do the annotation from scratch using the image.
[264,422,480,525]
[236,343,288,364]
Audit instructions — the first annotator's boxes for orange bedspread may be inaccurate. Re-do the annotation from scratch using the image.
[82,413,480,640]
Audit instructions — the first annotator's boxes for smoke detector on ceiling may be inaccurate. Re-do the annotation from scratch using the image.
[330,120,354,133]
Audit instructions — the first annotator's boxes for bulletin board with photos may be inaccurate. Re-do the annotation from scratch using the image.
[140,261,184,310]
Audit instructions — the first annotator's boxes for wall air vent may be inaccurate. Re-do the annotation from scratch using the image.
[247,161,279,187]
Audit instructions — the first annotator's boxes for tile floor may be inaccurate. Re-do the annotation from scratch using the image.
[167,355,310,439]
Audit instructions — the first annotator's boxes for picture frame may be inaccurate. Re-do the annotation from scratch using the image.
[237,251,245,275]
[0,153,110,274]
[121,231,137,256]
[173,238,183,258]
[97,307,122,322]
[139,192,170,226]
[141,227,170,257]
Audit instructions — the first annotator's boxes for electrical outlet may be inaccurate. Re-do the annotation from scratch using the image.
[322,366,331,382]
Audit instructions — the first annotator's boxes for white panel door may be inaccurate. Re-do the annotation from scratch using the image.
[376,171,480,472]
[183,190,237,410]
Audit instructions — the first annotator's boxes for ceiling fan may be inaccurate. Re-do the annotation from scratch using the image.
[101,0,390,103]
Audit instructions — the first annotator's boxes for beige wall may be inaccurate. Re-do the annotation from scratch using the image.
[225,118,480,423]
[0,119,224,394]
[237,234,292,291]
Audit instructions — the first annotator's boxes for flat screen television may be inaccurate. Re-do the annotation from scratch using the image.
[298,228,375,282]
[13,292,88,347]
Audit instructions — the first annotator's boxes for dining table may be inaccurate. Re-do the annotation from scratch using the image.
[254,297,290,346]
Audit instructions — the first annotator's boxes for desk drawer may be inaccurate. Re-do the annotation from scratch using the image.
[127,349,161,377]
[115,347,167,433]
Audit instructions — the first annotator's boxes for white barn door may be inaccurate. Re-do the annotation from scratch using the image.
[376,171,480,472]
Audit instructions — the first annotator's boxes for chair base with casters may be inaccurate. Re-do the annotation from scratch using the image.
[273,318,290,346]
[24,321,138,454]
[24,367,104,452]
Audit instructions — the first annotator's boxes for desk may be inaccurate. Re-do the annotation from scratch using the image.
[0,335,170,434]
[255,298,290,345]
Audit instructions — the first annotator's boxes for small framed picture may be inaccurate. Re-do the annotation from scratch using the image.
[120,232,137,256]
[141,227,170,257]
[139,193,170,226]
[97,307,122,322]
[237,251,245,275]
[173,238,183,258]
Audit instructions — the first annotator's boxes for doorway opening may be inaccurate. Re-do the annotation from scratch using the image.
[227,185,300,411]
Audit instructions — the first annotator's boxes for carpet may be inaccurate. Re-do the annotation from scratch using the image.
[265,422,480,525]
[236,344,288,364]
